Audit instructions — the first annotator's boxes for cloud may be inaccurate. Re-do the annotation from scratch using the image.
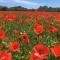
[13,0,38,5]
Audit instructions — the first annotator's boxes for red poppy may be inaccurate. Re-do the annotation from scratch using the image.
[0,30,5,39]
[5,15,18,22]
[44,19,49,23]
[19,33,30,44]
[58,24,60,27]
[30,53,42,60]
[0,51,12,60]
[34,25,44,34]
[5,15,14,22]
[12,15,18,19]
[0,21,5,26]
[33,44,49,59]
[25,18,30,24]
[51,26,58,33]
[50,46,60,57]
[34,21,41,27]
[8,41,20,52]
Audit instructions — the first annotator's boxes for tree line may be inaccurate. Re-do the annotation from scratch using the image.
[0,6,60,11]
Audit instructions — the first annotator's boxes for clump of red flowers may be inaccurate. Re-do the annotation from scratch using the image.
[0,12,60,60]
[19,33,30,44]
[0,51,12,60]
[5,15,18,22]
[8,41,20,52]
[51,26,58,33]
[0,21,5,26]
[25,18,30,24]
[50,46,60,57]
[34,21,41,27]
[48,26,58,33]
[30,53,41,60]
[34,25,44,34]
[30,44,49,60]
[0,30,5,39]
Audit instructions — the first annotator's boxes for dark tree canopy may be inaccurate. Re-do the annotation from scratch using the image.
[0,5,60,11]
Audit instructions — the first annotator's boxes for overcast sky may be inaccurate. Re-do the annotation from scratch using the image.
[0,0,60,9]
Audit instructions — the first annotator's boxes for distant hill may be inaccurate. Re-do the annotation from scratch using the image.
[8,6,27,11]
[37,6,60,12]
[0,6,28,11]
[0,5,60,11]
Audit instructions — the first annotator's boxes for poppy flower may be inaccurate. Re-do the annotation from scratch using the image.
[0,51,12,60]
[30,53,42,60]
[50,46,60,57]
[34,21,41,27]
[5,15,13,22]
[0,21,5,26]
[58,24,60,27]
[12,15,18,19]
[0,30,5,39]
[52,27,58,33]
[33,44,49,59]
[44,19,49,23]
[5,15,18,22]
[25,18,30,24]
[34,25,44,34]
[8,41,20,52]
[51,26,58,33]
[19,33,30,44]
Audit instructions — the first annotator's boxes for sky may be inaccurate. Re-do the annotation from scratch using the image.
[0,0,60,9]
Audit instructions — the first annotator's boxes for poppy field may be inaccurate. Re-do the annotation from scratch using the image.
[0,11,60,60]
